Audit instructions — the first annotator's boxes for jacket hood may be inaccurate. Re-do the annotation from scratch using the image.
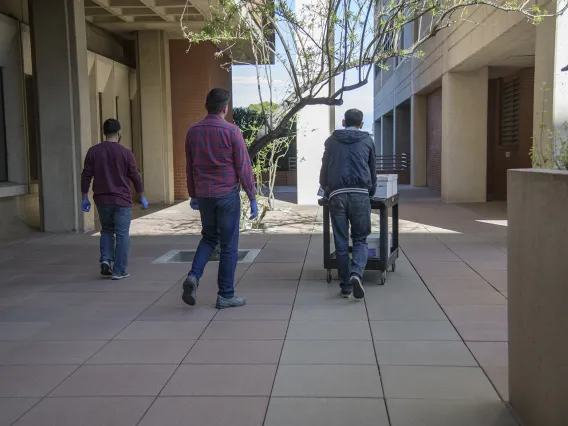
[332,129,370,144]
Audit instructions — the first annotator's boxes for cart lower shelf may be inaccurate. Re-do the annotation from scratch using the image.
[325,249,399,285]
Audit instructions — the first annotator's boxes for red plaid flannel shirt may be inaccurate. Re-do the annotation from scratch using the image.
[185,115,256,201]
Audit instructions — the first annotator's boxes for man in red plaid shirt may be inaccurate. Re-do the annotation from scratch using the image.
[182,88,258,309]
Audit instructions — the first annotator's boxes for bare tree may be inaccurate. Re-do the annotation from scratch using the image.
[182,0,563,157]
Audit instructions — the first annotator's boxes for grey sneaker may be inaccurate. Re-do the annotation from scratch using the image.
[182,275,199,306]
[100,261,113,277]
[340,287,353,298]
[111,273,130,281]
[350,275,365,300]
[216,295,246,309]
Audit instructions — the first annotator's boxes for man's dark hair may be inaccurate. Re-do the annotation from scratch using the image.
[344,109,364,128]
[206,88,231,114]
[103,119,121,137]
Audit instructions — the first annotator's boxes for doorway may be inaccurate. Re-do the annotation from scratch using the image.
[487,68,534,201]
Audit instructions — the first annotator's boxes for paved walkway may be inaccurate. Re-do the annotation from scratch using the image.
[0,189,512,426]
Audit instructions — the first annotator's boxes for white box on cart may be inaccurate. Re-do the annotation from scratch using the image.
[374,174,398,198]
[367,233,391,258]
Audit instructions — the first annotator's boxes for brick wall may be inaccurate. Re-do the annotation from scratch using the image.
[169,40,233,200]
[426,87,442,194]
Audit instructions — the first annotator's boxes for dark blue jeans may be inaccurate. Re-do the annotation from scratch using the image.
[329,193,371,289]
[190,190,241,298]
[96,204,132,275]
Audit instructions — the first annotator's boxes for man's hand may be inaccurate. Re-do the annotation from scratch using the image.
[190,199,199,211]
[81,198,91,213]
[250,199,258,220]
[140,197,149,209]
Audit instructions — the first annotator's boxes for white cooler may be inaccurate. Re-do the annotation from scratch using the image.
[367,233,391,258]
[374,174,398,198]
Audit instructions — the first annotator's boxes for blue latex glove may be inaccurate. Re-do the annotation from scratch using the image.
[190,199,199,211]
[140,197,148,209]
[250,199,258,220]
[81,198,91,213]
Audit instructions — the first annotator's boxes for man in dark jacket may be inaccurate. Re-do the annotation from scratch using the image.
[319,109,377,299]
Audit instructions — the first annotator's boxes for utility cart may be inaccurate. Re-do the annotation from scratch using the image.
[318,194,400,285]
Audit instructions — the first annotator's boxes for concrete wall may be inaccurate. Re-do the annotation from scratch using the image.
[374,7,534,119]
[508,168,568,426]
[169,40,233,200]
[0,14,26,186]
[0,0,27,24]
[0,9,137,235]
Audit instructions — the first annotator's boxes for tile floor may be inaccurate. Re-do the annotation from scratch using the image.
[0,188,514,425]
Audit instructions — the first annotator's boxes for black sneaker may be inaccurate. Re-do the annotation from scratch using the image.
[351,275,365,300]
[100,261,113,277]
[340,290,352,298]
[182,275,199,306]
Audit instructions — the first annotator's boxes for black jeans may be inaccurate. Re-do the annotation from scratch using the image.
[329,193,371,289]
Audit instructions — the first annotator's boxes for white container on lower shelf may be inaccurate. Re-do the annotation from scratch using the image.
[367,233,392,258]
[374,174,398,198]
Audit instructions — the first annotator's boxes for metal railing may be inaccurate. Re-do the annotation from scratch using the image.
[277,155,410,172]
[288,157,297,171]
[376,154,410,171]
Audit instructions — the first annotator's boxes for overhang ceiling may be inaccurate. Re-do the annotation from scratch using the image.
[85,0,273,63]
[85,0,207,39]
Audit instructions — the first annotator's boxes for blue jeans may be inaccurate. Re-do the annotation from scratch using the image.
[190,190,241,298]
[96,204,132,275]
[330,193,371,289]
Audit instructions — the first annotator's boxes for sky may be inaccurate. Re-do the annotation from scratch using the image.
[230,16,375,134]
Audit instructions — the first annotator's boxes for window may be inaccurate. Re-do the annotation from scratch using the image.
[500,77,521,146]
[25,75,39,181]
[0,69,7,182]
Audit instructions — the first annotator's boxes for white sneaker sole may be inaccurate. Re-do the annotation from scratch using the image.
[351,276,365,299]
[111,274,130,281]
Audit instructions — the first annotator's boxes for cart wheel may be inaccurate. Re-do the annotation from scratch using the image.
[326,270,333,283]
[391,262,396,272]
[379,271,386,286]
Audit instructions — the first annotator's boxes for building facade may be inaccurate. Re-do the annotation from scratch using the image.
[0,0,239,235]
[374,2,568,202]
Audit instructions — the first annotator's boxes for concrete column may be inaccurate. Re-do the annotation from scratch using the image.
[30,0,92,232]
[411,95,427,187]
[381,114,394,156]
[441,68,488,202]
[137,31,174,205]
[533,6,568,159]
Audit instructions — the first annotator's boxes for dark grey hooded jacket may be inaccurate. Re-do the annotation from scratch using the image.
[319,129,377,199]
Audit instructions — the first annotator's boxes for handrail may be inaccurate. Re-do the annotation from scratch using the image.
[376,154,411,171]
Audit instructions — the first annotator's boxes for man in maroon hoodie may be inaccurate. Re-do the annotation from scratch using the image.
[80,119,147,280]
